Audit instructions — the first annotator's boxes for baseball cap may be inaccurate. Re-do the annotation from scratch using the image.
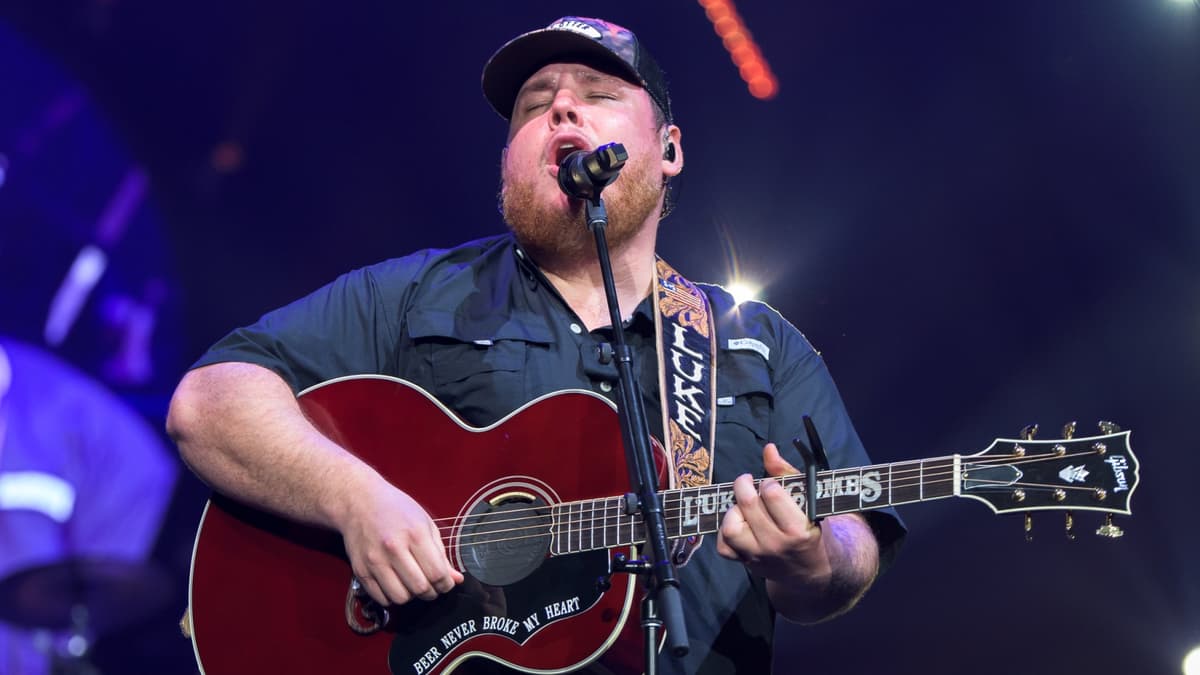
[482,17,672,124]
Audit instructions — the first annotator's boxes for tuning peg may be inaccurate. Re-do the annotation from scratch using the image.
[1024,513,1033,543]
[1098,421,1123,434]
[1065,511,1076,541]
[1020,424,1039,441]
[1061,421,1077,439]
[1095,514,1124,539]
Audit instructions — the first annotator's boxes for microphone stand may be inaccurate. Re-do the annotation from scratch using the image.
[582,191,689,673]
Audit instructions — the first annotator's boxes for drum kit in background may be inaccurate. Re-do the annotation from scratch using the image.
[0,558,172,675]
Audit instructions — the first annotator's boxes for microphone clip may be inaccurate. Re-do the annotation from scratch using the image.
[557,142,628,203]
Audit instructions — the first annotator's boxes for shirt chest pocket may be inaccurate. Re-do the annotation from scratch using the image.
[429,339,525,383]
[715,350,775,464]
[405,308,550,426]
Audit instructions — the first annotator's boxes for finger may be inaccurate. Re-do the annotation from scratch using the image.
[392,546,439,602]
[721,475,767,552]
[734,477,817,557]
[757,478,816,538]
[716,505,747,560]
[354,573,392,607]
[434,517,466,586]
[419,519,463,593]
[731,472,775,535]
[362,556,413,606]
[763,442,800,477]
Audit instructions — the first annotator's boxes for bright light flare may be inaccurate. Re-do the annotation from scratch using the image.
[697,0,778,100]
[726,280,761,305]
[1183,645,1200,675]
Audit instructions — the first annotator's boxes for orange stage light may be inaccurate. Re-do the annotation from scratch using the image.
[696,0,777,100]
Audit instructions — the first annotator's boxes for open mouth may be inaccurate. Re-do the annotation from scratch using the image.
[554,143,581,164]
[548,136,590,168]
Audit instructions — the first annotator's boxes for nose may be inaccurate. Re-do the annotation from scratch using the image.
[548,90,581,128]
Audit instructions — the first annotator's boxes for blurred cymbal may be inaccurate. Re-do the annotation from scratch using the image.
[0,557,171,634]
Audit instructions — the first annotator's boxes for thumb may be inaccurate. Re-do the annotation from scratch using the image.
[763,442,801,477]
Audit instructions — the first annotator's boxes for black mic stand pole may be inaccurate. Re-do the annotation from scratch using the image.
[583,193,689,674]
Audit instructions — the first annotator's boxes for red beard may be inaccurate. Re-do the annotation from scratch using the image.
[500,153,662,269]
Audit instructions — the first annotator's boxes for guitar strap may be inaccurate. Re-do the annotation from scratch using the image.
[652,258,717,566]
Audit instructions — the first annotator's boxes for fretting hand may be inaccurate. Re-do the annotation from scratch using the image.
[716,443,831,585]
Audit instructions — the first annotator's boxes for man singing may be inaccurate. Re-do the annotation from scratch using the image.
[169,16,905,674]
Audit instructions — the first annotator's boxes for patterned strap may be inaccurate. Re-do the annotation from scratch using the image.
[652,258,717,566]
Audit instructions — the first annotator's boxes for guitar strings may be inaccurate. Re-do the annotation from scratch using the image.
[436,449,1112,551]
[446,472,1105,554]
[432,447,1095,534]
[439,449,1103,544]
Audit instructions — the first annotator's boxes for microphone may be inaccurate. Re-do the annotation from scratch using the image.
[557,142,628,201]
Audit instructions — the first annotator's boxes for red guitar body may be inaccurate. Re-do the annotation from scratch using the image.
[188,376,658,674]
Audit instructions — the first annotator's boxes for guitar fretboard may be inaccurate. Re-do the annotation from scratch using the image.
[549,457,957,556]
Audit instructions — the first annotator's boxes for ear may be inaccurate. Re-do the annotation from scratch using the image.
[661,125,683,178]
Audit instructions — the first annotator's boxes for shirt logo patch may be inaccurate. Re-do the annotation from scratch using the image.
[727,338,770,361]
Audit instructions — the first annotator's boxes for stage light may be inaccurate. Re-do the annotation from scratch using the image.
[0,153,8,189]
[211,140,244,173]
[726,280,761,306]
[697,0,779,100]
[44,245,108,346]
[1183,645,1200,675]
[729,44,758,67]
[748,76,778,99]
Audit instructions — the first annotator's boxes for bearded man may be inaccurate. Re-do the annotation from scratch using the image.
[168,16,905,675]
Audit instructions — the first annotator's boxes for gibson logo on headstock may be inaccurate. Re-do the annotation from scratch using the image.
[1058,465,1090,484]
[1105,456,1131,492]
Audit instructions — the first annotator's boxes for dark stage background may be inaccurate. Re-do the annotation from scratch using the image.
[1,1,1196,673]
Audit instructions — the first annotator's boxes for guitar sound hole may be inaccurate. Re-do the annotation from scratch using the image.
[460,497,552,586]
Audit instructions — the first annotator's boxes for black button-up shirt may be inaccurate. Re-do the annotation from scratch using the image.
[196,233,905,675]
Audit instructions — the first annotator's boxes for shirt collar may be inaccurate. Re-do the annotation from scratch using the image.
[510,236,656,333]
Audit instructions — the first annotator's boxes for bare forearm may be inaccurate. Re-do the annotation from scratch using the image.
[169,362,465,605]
[767,513,879,624]
[166,362,376,531]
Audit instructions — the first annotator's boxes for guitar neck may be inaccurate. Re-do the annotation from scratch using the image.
[549,457,956,556]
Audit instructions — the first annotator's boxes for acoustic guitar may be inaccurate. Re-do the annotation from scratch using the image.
[186,375,1139,674]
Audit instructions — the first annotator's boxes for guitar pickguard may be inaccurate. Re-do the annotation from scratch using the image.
[388,549,615,674]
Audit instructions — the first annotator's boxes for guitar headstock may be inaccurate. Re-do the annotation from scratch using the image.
[958,422,1139,534]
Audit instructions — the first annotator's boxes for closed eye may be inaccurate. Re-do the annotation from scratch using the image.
[521,100,551,114]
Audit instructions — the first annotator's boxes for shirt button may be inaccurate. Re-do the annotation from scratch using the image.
[569,322,583,334]
[599,381,613,392]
